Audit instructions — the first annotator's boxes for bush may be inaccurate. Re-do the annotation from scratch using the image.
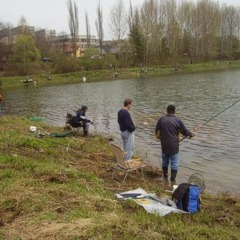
[53,57,82,74]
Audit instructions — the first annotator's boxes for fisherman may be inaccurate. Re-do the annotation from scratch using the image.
[118,99,135,160]
[112,72,118,79]
[155,104,194,184]
[72,105,93,136]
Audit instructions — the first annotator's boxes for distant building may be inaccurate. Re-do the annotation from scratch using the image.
[35,29,56,40]
[0,24,99,58]
[0,26,57,45]
[55,34,98,57]
[102,40,119,54]
[0,25,35,45]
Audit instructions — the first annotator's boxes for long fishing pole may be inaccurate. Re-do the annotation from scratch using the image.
[180,98,240,142]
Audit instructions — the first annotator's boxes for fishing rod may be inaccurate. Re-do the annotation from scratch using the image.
[180,98,240,142]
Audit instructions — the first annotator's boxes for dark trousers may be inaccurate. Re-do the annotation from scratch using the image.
[70,121,89,135]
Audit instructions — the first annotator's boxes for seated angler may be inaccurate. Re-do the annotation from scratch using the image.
[71,105,93,136]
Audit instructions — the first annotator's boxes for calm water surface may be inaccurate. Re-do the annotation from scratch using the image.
[3,69,240,194]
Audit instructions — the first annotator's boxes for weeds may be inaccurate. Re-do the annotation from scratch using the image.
[0,116,239,239]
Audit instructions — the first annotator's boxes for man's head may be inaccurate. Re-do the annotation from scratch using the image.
[167,104,175,114]
[81,105,88,112]
[124,99,132,110]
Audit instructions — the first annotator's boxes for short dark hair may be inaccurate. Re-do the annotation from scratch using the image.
[81,105,88,111]
[167,104,175,114]
[124,99,132,107]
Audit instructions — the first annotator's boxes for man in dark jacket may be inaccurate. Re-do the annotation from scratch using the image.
[155,105,194,184]
[72,105,92,136]
[118,99,135,160]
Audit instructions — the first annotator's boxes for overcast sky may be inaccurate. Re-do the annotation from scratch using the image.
[0,0,239,39]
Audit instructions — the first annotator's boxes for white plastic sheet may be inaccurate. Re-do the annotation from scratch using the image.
[116,188,184,216]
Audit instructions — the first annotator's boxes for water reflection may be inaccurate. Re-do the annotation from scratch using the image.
[3,69,240,194]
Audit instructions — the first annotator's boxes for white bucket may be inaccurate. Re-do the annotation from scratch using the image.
[29,126,37,132]
[173,185,178,191]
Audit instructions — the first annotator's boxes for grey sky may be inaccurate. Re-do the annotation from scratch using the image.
[0,0,239,38]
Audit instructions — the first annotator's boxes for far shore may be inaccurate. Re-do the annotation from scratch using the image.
[1,60,240,90]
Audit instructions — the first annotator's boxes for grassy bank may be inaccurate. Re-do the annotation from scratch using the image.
[1,60,240,90]
[0,116,239,240]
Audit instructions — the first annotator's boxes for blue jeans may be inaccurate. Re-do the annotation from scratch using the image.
[161,152,179,171]
[121,130,135,160]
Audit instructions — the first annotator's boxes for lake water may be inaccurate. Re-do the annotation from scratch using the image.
[2,69,240,194]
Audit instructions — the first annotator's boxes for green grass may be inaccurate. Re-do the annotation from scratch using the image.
[0,116,239,239]
[1,60,240,90]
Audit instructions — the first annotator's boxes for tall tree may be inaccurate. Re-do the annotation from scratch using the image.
[129,8,144,65]
[140,0,159,65]
[67,0,79,57]
[0,21,6,66]
[0,20,4,30]
[219,5,239,56]
[95,1,104,54]
[160,37,170,63]
[18,16,31,35]
[177,1,195,60]
[18,16,27,26]
[11,34,40,74]
[194,0,219,61]
[2,23,14,56]
[109,0,128,56]
[85,11,91,48]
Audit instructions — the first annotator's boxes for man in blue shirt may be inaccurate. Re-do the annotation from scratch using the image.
[118,99,135,160]
[155,105,194,184]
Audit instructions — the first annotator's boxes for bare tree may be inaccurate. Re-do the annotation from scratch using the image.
[128,1,133,30]
[129,7,145,65]
[0,20,4,30]
[193,0,220,61]
[109,0,128,55]
[17,15,31,34]
[3,23,14,54]
[220,5,239,56]
[67,0,79,57]
[236,8,240,51]
[140,0,159,65]
[18,16,27,26]
[95,1,104,54]
[85,11,91,48]
[177,1,195,61]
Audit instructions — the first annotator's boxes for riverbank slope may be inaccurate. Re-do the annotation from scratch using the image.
[0,116,239,239]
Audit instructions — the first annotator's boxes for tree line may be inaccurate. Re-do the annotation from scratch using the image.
[127,0,240,65]
[0,0,240,76]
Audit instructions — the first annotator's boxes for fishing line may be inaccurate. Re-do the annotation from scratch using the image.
[180,98,240,142]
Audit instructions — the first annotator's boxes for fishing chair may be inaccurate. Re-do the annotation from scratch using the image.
[111,143,147,183]
[64,113,83,132]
